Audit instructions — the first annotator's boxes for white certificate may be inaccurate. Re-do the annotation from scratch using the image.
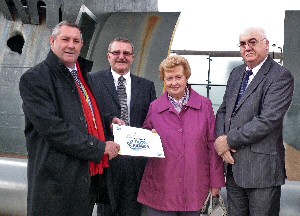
[113,124,165,158]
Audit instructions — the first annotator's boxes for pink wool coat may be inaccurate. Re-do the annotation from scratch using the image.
[137,89,225,211]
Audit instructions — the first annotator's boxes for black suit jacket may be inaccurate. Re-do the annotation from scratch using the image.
[90,69,156,136]
[19,50,106,216]
[89,69,156,211]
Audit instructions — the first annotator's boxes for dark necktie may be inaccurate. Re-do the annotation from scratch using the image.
[234,70,253,110]
[117,76,129,125]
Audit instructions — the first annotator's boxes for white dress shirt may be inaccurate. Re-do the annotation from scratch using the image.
[246,56,268,87]
[111,70,131,124]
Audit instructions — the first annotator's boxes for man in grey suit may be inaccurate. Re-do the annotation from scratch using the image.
[215,27,294,216]
[90,37,156,216]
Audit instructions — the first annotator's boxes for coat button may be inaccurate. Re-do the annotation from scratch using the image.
[79,116,84,121]
[89,141,94,146]
[84,177,88,182]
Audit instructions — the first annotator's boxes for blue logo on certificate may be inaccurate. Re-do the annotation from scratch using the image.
[126,133,150,150]
[113,124,165,158]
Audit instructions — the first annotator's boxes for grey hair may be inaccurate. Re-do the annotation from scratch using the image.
[239,27,267,40]
[107,37,134,53]
[159,55,191,80]
[51,21,82,39]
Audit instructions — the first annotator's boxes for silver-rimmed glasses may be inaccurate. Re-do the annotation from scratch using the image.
[238,38,266,48]
[109,51,134,57]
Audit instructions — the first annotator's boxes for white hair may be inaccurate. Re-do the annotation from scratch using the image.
[239,27,267,40]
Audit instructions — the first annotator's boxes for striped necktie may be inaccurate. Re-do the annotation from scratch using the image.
[234,70,253,111]
[117,76,129,125]
[70,69,96,128]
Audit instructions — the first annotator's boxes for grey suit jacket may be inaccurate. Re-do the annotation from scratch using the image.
[216,55,294,188]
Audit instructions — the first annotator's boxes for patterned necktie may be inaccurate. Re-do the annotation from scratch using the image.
[235,70,253,110]
[70,70,96,128]
[117,76,129,125]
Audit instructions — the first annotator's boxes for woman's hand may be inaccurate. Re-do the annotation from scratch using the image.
[211,188,221,197]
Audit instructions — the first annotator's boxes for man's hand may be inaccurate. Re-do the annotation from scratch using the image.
[214,135,230,156]
[222,150,235,164]
[110,117,126,130]
[215,135,236,164]
[104,141,120,160]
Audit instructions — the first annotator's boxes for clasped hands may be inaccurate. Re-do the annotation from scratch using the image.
[214,135,236,164]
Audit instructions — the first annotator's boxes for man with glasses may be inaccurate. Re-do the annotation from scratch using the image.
[90,37,156,216]
[215,27,294,215]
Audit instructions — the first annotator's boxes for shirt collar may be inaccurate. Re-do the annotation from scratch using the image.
[67,64,78,72]
[111,69,131,84]
[246,56,268,76]
[167,87,190,113]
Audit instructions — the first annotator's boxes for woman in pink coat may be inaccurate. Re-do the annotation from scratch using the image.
[137,55,225,215]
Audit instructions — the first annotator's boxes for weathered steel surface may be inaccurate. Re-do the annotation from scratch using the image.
[0,1,169,157]
[0,157,27,215]
[0,10,179,156]
[283,10,300,151]
[0,0,158,27]
[0,2,180,215]
[0,13,51,156]
[0,1,179,214]
[89,12,180,95]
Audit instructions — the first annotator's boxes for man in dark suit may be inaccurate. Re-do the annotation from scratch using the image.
[19,21,120,216]
[215,27,294,216]
[90,37,156,216]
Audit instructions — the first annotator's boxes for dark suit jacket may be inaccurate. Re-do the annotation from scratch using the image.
[89,69,156,211]
[216,55,294,188]
[19,50,107,216]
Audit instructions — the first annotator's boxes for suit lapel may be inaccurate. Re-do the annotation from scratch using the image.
[229,68,245,115]
[130,75,141,113]
[102,70,119,104]
[235,57,272,111]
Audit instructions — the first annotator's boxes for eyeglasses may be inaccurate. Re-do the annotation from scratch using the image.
[109,51,134,57]
[238,38,266,49]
